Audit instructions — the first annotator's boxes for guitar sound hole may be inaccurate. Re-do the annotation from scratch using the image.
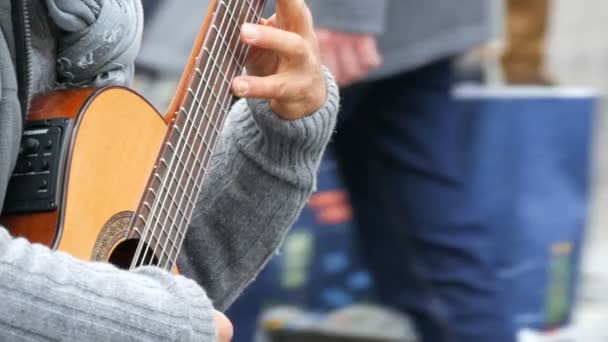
[108,239,159,269]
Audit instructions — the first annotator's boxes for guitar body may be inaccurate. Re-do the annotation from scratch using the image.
[2,87,167,267]
[1,0,268,271]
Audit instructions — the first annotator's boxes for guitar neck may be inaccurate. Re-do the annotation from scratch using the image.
[130,0,268,271]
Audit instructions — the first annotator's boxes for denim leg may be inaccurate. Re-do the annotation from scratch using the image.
[332,59,517,342]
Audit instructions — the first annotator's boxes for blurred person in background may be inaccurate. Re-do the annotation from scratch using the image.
[305,1,518,341]
[502,0,553,84]
[142,0,163,25]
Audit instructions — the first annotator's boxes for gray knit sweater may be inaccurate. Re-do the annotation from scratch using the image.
[0,0,338,340]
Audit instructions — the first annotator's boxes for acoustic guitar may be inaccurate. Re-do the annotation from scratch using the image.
[1,0,267,272]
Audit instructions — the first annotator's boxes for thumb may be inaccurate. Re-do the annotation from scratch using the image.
[214,310,233,341]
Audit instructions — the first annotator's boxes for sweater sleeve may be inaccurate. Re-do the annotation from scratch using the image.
[177,68,339,310]
[0,228,217,341]
[308,0,388,34]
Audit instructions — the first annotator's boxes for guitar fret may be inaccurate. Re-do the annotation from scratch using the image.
[188,82,229,128]
[158,166,200,208]
[158,195,187,225]
[145,196,198,255]
[172,160,198,192]
[188,77,226,111]
[216,1,248,43]
[209,26,243,70]
[145,130,212,225]
[203,45,244,71]
[178,105,213,144]
[143,201,153,212]
[220,0,250,28]
[186,93,225,139]
[177,104,215,153]
[177,150,203,174]
[159,157,171,171]
[147,187,158,198]
[186,85,223,128]
[152,220,179,239]
[137,214,147,224]
[173,124,182,135]
[208,25,230,63]
[165,169,198,201]
[152,191,198,230]
[183,107,223,147]
[165,141,175,153]
[164,133,206,172]
[223,5,243,29]
[202,47,240,85]
[144,235,173,263]
[149,209,183,245]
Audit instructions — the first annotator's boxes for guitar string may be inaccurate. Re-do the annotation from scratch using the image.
[146,0,249,268]
[160,0,266,271]
[152,0,255,269]
[136,0,244,268]
[145,0,264,270]
[158,0,265,270]
[131,0,262,270]
[157,1,262,267]
[131,0,240,269]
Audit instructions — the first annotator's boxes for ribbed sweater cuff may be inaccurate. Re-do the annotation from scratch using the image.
[241,67,339,184]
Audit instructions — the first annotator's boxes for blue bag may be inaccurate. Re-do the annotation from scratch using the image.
[455,85,597,331]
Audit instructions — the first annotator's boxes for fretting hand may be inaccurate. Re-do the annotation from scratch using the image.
[232,0,326,121]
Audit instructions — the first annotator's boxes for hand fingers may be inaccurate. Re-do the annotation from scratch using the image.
[232,73,293,100]
[275,0,313,35]
[317,30,338,75]
[356,36,382,69]
[320,46,339,84]
[325,34,382,87]
[241,23,307,61]
[233,73,325,121]
[336,37,362,86]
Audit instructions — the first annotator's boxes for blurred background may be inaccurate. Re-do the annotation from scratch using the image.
[135,1,608,341]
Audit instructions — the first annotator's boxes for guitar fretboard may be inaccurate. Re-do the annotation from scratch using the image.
[131,0,267,271]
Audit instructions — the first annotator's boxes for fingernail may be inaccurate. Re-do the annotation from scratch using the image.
[241,23,259,42]
[234,79,249,96]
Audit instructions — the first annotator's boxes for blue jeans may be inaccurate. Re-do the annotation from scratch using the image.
[332,59,517,342]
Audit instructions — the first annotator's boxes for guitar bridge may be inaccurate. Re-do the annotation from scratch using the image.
[2,118,72,214]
